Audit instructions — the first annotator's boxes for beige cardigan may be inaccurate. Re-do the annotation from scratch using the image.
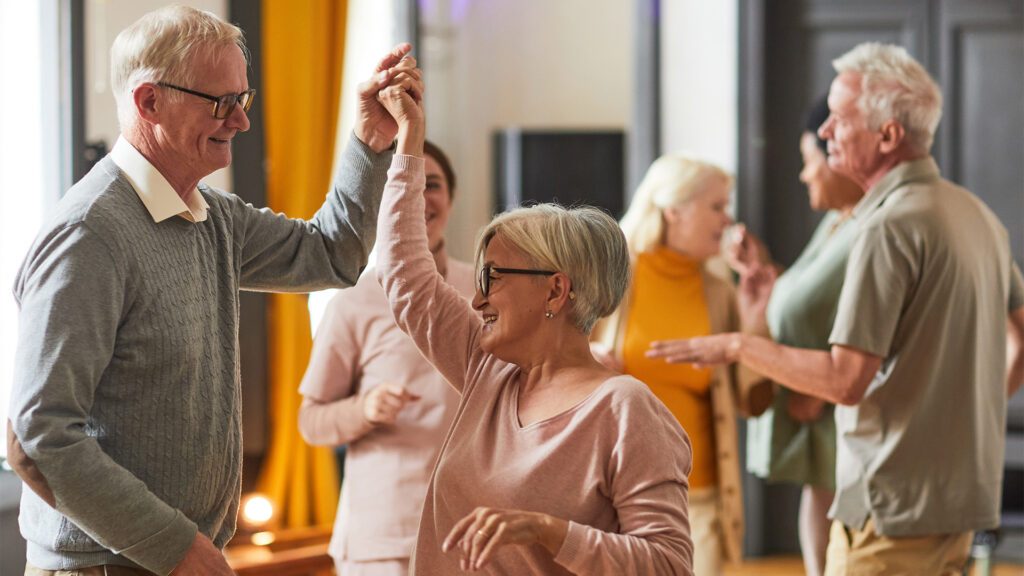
[593,263,768,564]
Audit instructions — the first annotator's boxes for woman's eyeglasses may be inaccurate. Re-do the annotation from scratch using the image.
[477,264,556,297]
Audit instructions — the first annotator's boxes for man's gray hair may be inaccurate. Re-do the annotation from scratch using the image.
[833,42,943,153]
[110,5,247,129]
[475,204,631,334]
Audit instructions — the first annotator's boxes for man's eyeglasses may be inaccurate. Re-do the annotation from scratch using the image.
[157,82,256,119]
[477,264,556,297]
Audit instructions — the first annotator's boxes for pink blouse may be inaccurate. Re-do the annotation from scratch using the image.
[376,155,694,575]
[299,250,475,562]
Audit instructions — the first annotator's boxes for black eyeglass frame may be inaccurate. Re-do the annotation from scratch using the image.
[157,82,256,119]
[477,265,557,297]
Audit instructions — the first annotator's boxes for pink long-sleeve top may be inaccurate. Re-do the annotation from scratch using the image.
[298,250,475,562]
[376,154,695,575]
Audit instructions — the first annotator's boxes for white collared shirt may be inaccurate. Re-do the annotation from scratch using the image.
[110,136,209,223]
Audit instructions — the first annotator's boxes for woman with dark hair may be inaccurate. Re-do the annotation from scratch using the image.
[297,139,474,576]
[728,96,864,576]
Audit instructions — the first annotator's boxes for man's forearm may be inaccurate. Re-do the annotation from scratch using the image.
[736,335,876,405]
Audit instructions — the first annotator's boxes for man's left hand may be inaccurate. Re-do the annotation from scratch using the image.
[646,333,742,367]
[353,44,422,152]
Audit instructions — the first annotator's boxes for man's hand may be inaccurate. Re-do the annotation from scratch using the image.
[353,43,421,152]
[7,419,56,507]
[442,506,568,571]
[171,533,234,576]
[786,391,827,422]
[646,333,743,368]
[361,384,421,426]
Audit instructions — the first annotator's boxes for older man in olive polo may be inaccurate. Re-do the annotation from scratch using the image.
[647,42,1024,575]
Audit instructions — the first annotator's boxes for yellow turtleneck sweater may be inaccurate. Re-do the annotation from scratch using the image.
[623,246,717,488]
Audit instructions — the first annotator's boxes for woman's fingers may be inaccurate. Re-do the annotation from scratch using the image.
[468,514,502,569]
[475,522,508,569]
[442,511,477,552]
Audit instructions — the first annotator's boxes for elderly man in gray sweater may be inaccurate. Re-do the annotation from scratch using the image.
[6,6,424,576]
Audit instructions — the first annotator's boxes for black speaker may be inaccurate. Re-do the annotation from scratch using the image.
[493,129,625,218]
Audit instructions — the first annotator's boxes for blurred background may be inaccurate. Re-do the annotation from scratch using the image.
[0,1,1020,574]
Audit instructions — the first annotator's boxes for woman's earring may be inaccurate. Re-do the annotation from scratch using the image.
[545,310,554,319]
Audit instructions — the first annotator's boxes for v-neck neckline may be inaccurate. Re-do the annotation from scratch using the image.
[509,373,624,430]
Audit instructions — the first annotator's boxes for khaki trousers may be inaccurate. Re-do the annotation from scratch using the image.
[335,557,410,576]
[824,518,972,576]
[690,487,724,576]
[25,563,155,576]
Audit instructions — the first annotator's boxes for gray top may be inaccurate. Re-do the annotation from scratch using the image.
[829,157,1024,536]
[9,135,392,575]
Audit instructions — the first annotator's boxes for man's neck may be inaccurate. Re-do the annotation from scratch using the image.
[862,148,928,191]
[124,128,199,201]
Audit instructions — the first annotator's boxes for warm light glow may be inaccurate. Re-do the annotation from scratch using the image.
[250,531,276,547]
[241,493,274,528]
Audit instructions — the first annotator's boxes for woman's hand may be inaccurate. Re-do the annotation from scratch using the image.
[737,262,777,334]
[442,507,568,571]
[361,384,420,426]
[725,224,772,276]
[375,56,425,156]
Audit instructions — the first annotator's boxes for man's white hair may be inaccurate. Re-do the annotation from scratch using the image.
[110,5,246,130]
[833,43,943,153]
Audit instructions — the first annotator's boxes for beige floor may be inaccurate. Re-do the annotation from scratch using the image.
[723,555,1024,576]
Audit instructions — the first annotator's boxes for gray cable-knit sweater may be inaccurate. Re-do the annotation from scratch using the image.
[9,135,392,575]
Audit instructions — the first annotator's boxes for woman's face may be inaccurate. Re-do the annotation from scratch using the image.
[798,132,863,212]
[471,234,549,359]
[424,154,453,251]
[663,180,732,261]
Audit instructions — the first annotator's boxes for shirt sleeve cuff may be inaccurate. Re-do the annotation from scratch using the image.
[117,510,198,576]
[552,520,587,570]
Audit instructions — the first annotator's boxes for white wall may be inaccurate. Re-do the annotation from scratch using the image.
[420,0,635,261]
[661,0,739,174]
[84,0,231,192]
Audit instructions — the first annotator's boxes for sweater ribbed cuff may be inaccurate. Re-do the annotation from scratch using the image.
[118,510,198,576]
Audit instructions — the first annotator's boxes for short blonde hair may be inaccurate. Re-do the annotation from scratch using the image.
[475,204,630,334]
[110,5,247,128]
[619,154,732,254]
[832,43,943,153]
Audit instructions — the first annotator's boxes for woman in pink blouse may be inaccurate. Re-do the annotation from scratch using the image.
[371,65,694,574]
[297,139,475,576]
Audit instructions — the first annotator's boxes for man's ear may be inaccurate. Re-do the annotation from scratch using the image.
[133,83,161,124]
[878,119,906,154]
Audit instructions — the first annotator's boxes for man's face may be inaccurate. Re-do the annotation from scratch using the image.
[818,72,884,186]
[157,44,251,181]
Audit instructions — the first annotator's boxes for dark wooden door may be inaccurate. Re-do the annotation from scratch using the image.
[739,0,1023,556]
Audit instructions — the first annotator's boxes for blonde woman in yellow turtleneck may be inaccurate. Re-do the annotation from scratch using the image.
[593,155,767,576]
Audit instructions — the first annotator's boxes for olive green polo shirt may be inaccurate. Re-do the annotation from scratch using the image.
[828,157,1024,537]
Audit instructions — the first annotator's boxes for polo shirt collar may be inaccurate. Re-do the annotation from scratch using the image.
[110,136,209,223]
[853,156,941,219]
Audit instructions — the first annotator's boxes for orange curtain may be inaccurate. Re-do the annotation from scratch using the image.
[256,0,348,529]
